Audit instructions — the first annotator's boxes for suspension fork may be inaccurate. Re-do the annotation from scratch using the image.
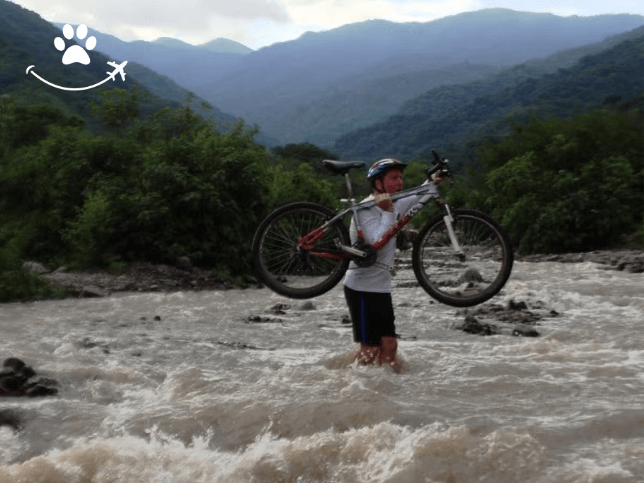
[441,203,466,261]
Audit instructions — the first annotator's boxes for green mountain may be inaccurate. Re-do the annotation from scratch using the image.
[198,38,253,55]
[52,23,252,96]
[150,36,252,55]
[244,61,502,148]
[195,9,644,146]
[333,27,644,164]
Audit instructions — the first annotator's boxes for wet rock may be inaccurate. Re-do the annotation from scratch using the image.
[154,315,161,321]
[269,303,291,314]
[465,302,543,325]
[246,315,283,324]
[299,301,317,311]
[0,358,59,398]
[26,385,58,397]
[454,314,501,336]
[508,300,528,311]
[53,266,68,274]
[454,300,557,337]
[0,409,21,431]
[512,325,540,337]
[76,338,110,354]
[22,261,47,274]
[341,315,351,324]
[215,341,275,351]
[3,357,26,372]
[460,268,484,284]
[620,258,644,273]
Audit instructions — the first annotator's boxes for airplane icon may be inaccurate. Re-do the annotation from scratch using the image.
[106,61,128,82]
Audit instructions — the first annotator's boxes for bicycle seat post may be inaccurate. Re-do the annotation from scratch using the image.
[344,173,366,238]
[321,159,366,238]
[344,173,355,204]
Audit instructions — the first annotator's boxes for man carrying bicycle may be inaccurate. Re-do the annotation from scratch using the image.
[343,158,421,372]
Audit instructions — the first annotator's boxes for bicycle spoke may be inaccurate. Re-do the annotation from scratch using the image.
[253,204,351,297]
[412,210,513,307]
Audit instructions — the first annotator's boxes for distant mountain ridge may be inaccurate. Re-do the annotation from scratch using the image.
[332,26,644,163]
[192,9,644,146]
[52,23,253,95]
[8,4,644,155]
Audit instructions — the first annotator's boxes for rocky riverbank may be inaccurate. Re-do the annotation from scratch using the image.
[515,249,644,271]
[24,260,239,298]
[20,248,644,299]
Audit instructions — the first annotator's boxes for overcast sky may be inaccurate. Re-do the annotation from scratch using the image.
[13,0,644,50]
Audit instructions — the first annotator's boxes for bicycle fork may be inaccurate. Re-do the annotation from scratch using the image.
[442,204,466,262]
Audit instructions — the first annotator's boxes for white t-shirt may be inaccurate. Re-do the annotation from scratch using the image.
[343,193,420,293]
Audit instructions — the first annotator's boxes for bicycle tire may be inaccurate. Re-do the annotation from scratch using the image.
[412,209,513,307]
[252,202,351,299]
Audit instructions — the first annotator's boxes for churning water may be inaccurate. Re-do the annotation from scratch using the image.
[1,258,643,482]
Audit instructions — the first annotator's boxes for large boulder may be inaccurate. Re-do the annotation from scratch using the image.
[22,261,48,274]
[0,409,21,431]
[0,358,58,398]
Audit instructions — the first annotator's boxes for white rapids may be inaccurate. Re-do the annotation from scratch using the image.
[1,258,643,482]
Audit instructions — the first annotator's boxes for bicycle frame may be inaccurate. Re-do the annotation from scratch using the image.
[296,176,465,264]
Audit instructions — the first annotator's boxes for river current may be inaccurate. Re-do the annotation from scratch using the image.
[1,258,643,482]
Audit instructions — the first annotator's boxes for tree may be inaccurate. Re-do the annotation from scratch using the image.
[476,108,643,253]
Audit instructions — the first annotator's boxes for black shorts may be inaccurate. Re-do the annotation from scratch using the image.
[344,285,395,346]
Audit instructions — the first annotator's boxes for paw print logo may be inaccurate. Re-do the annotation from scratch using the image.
[54,24,97,65]
[26,23,127,91]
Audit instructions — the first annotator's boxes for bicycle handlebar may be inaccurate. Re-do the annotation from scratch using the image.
[425,150,451,180]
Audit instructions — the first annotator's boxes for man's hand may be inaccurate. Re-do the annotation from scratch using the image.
[375,193,393,212]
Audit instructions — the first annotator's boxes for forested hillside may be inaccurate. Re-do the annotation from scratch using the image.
[197,9,644,146]
[256,62,501,148]
[52,23,252,95]
[333,29,644,165]
[0,0,242,135]
[450,102,643,254]
[1,1,642,304]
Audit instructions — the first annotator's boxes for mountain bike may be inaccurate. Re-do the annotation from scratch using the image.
[252,151,513,307]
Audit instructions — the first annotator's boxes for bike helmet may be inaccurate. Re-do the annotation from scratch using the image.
[367,158,407,189]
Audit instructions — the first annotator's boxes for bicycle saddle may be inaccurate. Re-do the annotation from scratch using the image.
[322,160,365,176]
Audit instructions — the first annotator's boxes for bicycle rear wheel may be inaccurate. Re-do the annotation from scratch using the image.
[412,209,513,307]
[252,202,351,299]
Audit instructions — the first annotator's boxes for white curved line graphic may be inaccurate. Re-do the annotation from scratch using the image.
[26,65,115,91]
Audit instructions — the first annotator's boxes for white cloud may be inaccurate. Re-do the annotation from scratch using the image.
[282,0,482,27]
[13,0,644,49]
[16,0,293,46]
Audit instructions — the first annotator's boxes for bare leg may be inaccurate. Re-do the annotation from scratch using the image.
[379,336,397,364]
[379,336,402,372]
[356,344,380,365]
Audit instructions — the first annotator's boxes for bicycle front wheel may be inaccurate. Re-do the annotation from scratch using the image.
[252,202,351,299]
[412,209,513,307]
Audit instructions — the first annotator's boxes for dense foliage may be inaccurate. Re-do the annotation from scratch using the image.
[1,0,642,302]
[0,91,338,301]
[450,106,644,253]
